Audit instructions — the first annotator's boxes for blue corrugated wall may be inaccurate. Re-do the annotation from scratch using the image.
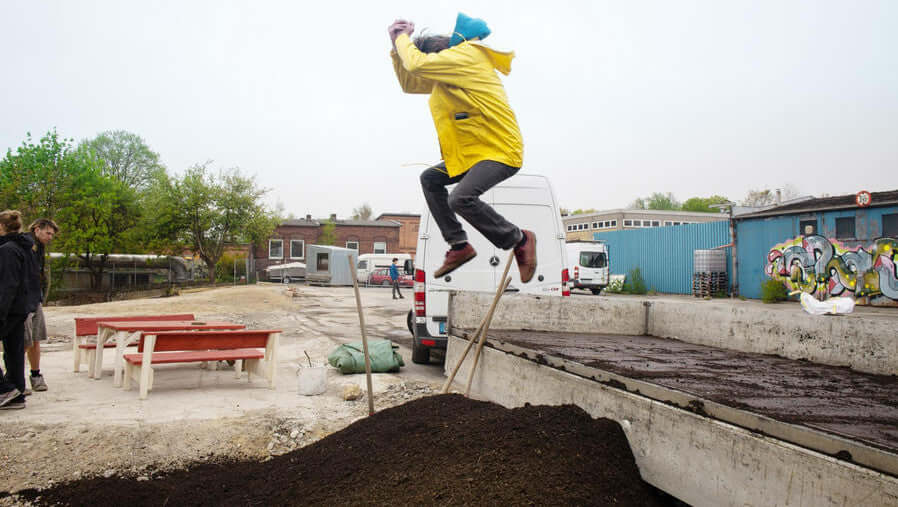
[735,206,898,299]
[593,221,731,294]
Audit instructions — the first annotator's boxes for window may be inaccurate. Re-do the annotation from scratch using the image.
[269,239,283,259]
[835,217,855,239]
[592,222,598,229]
[580,251,607,268]
[316,252,329,271]
[290,239,304,259]
[373,241,387,254]
[664,221,672,226]
[624,220,633,227]
[673,221,681,226]
[884,214,898,237]
[799,219,817,236]
[651,221,660,227]
[357,260,367,270]
[345,241,359,251]
[566,225,572,231]
[610,220,617,227]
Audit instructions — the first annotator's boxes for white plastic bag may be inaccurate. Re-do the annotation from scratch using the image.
[799,292,855,316]
[297,366,327,396]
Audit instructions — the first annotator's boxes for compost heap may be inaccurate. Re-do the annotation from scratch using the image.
[15,395,675,506]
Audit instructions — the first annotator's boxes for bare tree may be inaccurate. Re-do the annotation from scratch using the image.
[352,203,373,220]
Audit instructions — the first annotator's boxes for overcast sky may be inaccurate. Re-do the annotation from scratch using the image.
[2,1,896,218]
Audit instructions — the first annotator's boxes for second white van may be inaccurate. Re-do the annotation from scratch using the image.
[408,173,570,363]
[566,240,609,295]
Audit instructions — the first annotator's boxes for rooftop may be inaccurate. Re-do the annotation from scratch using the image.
[735,190,898,219]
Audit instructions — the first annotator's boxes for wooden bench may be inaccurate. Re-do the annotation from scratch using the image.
[72,314,195,374]
[122,329,281,399]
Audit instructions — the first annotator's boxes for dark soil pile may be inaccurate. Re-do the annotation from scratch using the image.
[15,395,677,506]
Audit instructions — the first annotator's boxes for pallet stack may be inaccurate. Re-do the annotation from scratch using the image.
[693,249,728,297]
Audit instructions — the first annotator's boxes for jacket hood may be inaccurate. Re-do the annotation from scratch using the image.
[471,43,515,75]
[449,12,491,48]
[3,232,35,252]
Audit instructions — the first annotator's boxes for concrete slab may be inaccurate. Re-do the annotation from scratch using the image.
[449,292,898,375]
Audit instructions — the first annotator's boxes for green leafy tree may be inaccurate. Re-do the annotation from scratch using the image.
[145,163,276,283]
[318,219,337,245]
[352,203,373,221]
[630,192,681,210]
[81,130,163,189]
[681,195,730,213]
[571,208,597,215]
[0,129,80,218]
[53,146,142,289]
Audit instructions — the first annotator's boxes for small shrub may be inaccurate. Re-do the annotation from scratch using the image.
[623,267,647,295]
[215,253,247,283]
[738,295,747,301]
[760,279,788,303]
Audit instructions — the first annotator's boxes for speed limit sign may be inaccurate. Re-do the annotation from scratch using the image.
[856,191,872,207]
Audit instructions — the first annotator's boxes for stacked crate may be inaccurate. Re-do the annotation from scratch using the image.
[693,250,728,297]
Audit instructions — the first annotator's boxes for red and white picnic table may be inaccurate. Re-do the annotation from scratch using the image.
[92,320,246,386]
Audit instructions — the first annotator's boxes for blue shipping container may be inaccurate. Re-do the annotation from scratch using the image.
[593,221,731,295]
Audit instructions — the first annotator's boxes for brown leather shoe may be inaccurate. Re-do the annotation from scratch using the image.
[434,244,477,278]
[514,230,537,283]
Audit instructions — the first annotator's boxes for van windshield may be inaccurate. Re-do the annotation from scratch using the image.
[357,260,367,270]
[579,252,607,268]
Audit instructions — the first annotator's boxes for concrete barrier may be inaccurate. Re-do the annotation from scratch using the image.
[446,336,898,507]
[448,292,898,375]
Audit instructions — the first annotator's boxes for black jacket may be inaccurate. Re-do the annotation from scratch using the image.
[26,231,46,302]
[0,233,41,324]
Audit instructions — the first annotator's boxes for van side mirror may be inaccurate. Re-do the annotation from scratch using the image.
[404,259,414,275]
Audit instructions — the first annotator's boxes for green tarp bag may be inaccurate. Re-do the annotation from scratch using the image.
[327,339,405,374]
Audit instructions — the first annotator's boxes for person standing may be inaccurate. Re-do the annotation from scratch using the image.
[388,13,537,282]
[390,258,404,299]
[0,210,41,410]
[24,218,58,393]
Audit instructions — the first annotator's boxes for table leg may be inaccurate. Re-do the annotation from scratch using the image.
[113,331,139,387]
[93,327,111,380]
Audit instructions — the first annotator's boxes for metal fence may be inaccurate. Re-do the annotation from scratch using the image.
[593,220,732,294]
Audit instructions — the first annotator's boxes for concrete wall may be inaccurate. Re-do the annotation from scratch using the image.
[445,337,898,507]
[449,292,898,376]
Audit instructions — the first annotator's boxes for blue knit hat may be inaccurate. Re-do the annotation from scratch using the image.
[449,12,491,47]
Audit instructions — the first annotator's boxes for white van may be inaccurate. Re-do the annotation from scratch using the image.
[566,241,609,295]
[408,173,570,363]
[357,253,412,284]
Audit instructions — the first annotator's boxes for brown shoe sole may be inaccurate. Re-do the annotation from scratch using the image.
[434,250,477,279]
[518,232,537,283]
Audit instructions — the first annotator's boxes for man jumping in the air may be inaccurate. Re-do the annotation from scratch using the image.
[388,13,536,282]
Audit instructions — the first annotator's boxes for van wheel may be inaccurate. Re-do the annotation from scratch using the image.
[591,288,601,295]
[412,342,430,364]
[406,310,414,336]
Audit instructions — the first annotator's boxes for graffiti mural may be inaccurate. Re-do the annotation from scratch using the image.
[765,235,898,303]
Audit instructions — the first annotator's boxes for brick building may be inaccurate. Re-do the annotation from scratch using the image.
[252,214,401,276]
[376,213,420,255]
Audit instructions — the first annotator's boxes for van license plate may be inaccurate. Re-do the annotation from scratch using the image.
[439,322,446,334]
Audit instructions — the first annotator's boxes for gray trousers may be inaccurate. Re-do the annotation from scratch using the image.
[420,160,523,250]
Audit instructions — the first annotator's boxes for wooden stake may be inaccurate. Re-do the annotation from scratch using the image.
[440,276,511,394]
[464,249,516,397]
[348,256,375,416]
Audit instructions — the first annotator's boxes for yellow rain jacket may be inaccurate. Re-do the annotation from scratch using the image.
[391,33,523,178]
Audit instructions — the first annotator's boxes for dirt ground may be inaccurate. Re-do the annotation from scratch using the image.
[0,283,444,501]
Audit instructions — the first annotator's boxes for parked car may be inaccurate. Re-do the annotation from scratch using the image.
[368,267,413,287]
[409,173,571,364]
[566,241,609,294]
[357,253,412,282]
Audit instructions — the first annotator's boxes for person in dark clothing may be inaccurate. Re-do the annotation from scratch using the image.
[0,210,41,410]
[24,218,58,393]
[390,258,404,300]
